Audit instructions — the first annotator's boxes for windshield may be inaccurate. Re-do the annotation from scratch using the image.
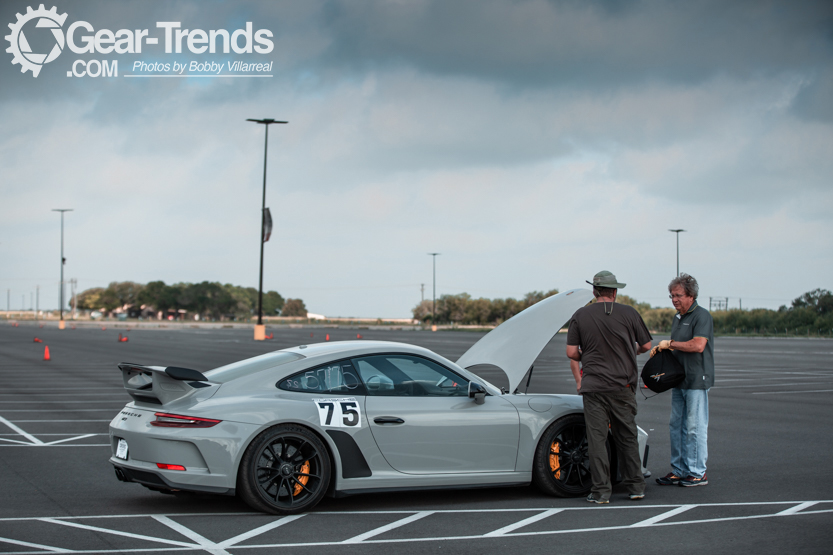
[204,351,305,383]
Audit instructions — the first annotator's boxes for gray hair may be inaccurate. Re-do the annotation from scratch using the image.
[668,273,699,299]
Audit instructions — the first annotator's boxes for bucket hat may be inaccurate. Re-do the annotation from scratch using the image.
[586,270,627,289]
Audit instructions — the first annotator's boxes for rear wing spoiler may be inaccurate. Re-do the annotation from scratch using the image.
[118,362,213,406]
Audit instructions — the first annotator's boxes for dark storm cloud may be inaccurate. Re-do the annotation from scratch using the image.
[317,0,833,88]
[6,0,832,101]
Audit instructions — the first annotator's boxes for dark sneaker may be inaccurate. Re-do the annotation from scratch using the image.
[586,494,609,504]
[628,493,645,500]
[656,472,682,486]
[679,475,708,487]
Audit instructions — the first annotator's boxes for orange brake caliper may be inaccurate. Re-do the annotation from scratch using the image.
[549,442,561,479]
[293,461,310,496]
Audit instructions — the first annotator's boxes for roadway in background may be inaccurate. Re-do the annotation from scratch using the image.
[0,323,831,553]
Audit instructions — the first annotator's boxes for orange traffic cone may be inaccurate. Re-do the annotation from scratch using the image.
[356,333,362,339]
[325,334,330,341]
[44,346,50,361]
[118,333,128,343]
[265,332,274,339]
[310,332,314,338]
[101,326,106,331]
[34,337,42,343]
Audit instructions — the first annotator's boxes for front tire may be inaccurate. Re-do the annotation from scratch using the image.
[532,414,592,497]
[237,424,331,514]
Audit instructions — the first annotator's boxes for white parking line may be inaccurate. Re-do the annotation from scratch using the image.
[0,535,70,553]
[777,501,819,515]
[483,508,563,536]
[217,515,306,548]
[0,414,43,444]
[342,511,433,543]
[152,515,232,555]
[45,434,98,445]
[0,502,827,554]
[716,382,833,390]
[0,444,109,447]
[40,517,198,549]
[10,419,111,422]
[630,505,694,527]
[0,414,107,447]
[0,409,119,412]
[752,389,833,395]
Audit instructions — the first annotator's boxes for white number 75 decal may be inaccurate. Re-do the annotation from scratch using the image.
[313,398,362,428]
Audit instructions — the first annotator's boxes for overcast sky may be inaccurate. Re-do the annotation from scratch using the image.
[1,0,831,317]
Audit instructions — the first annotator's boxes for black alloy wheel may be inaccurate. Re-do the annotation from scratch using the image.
[532,414,592,497]
[238,424,330,514]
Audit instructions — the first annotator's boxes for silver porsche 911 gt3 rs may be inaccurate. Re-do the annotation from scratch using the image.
[109,289,649,514]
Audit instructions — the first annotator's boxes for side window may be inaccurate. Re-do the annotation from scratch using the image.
[278,360,365,395]
[353,355,469,397]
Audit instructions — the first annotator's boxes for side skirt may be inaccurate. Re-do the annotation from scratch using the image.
[333,481,530,498]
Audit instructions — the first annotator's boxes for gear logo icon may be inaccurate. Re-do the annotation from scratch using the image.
[5,4,67,77]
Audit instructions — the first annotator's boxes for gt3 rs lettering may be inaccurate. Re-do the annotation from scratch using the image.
[313,398,362,428]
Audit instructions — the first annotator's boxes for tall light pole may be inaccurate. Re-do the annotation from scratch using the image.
[668,229,686,277]
[428,253,440,330]
[247,118,287,340]
[53,209,73,329]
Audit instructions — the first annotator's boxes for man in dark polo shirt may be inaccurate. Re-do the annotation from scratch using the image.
[566,271,652,504]
[651,273,714,487]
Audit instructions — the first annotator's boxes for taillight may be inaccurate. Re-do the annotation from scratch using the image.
[156,463,186,471]
[150,412,221,428]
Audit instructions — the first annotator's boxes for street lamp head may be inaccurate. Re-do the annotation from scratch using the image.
[52,208,73,212]
[247,118,288,125]
[668,229,686,233]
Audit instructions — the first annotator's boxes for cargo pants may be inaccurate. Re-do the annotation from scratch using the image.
[582,388,645,501]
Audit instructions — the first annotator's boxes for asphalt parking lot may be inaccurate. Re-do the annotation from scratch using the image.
[1,322,831,554]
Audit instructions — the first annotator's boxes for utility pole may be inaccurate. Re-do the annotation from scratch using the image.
[668,229,686,277]
[420,283,425,302]
[36,286,39,320]
[246,118,288,341]
[52,208,73,329]
[70,278,77,319]
[428,253,440,330]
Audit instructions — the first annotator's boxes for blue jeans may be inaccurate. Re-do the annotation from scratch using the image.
[670,388,709,478]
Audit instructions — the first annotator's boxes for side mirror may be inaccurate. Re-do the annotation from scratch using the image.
[468,382,486,405]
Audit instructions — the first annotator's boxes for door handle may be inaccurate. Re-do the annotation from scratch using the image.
[374,416,405,424]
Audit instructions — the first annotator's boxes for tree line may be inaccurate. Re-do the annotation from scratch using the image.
[76,281,307,320]
[412,290,562,325]
[709,288,833,335]
[412,287,833,335]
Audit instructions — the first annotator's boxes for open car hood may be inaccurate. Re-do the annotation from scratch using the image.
[456,288,594,393]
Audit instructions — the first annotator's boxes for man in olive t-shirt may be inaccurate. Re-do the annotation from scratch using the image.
[566,271,652,504]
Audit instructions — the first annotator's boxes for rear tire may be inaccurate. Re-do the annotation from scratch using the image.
[237,424,331,514]
[532,414,592,497]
